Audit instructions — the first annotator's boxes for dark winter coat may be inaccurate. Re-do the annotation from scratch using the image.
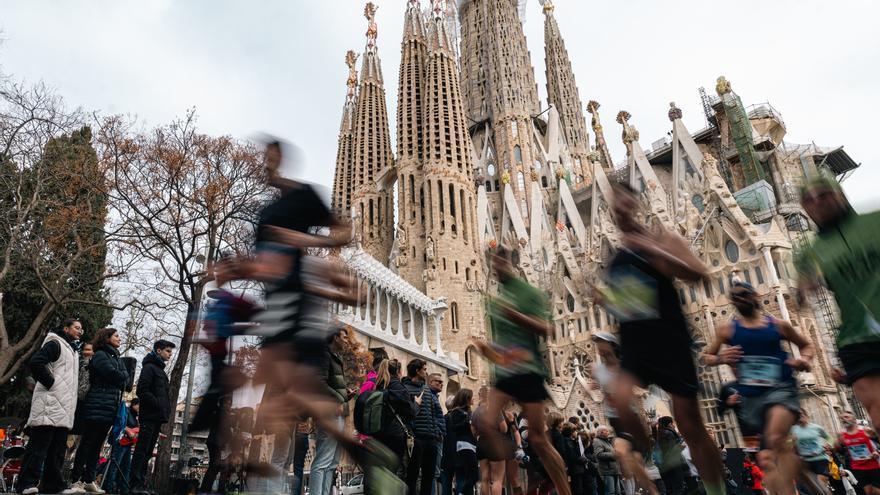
[81,345,128,424]
[320,349,349,414]
[563,437,587,475]
[136,352,172,423]
[376,377,416,440]
[401,377,440,440]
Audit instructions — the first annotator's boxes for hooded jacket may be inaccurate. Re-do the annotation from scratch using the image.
[136,352,172,423]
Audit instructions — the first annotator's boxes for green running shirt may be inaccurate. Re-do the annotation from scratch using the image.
[796,211,880,348]
[488,276,550,380]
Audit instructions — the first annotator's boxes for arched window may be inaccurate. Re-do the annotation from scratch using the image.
[450,302,459,330]
[511,121,519,137]
[517,172,526,191]
[485,181,492,192]
[541,176,548,188]
[514,145,523,163]
[534,159,541,170]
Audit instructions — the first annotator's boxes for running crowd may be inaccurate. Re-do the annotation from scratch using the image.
[11,140,880,495]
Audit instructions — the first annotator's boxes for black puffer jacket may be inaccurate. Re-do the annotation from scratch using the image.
[402,377,440,440]
[81,345,128,424]
[137,352,172,423]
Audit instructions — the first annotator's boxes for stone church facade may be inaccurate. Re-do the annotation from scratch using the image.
[329,0,861,445]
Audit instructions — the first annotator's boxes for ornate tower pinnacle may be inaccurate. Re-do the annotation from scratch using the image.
[587,100,614,173]
[617,110,639,146]
[668,101,683,122]
[364,3,379,52]
[543,0,591,183]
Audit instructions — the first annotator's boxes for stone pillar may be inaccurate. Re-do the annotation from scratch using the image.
[421,312,429,351]
[408,305,418,345]
[385,292,393,333]
[355,277,363,319]
[374,287,382,330]
[364,281,372,322]
[434,313,444,356]
[397,300,404,337]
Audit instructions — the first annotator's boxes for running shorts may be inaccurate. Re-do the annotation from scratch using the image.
[838,342,880,385]
[735,384,800,436]
[805,459,830,477]
[620,327,699,398]
[853,468,880,489]
[494,373,550,404]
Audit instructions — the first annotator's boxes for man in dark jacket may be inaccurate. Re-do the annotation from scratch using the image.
[130,339,175,495]
[657,416,687,495]
[402,359,441,495]
[304,328,351,495]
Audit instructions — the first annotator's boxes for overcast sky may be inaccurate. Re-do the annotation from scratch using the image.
[1,0,877,210]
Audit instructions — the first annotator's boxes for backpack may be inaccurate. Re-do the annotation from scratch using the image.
[355,384,386,436]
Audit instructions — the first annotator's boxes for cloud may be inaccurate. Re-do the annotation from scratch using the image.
[1,0,876,210]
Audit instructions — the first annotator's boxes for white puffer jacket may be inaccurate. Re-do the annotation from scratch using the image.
[27,332,79,429]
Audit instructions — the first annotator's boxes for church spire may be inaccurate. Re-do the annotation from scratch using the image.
[419,0,486,356]
[331,50,359,216]
[543,0,591,183]
[352,2,395,262]
[394,0,428,283]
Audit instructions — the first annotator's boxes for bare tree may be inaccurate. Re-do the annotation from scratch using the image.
[0,78,148,384]
[97,110,272,489]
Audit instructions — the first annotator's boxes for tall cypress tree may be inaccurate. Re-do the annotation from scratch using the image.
[0,126,112,418]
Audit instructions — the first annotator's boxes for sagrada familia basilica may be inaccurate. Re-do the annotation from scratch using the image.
[327,0,862,446]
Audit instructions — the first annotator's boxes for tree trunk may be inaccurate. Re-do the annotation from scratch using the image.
[152,287,204,493]
[0,303,56,385]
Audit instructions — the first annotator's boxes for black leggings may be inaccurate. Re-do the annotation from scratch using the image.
[455,450,479,495]
[71,421,113,483]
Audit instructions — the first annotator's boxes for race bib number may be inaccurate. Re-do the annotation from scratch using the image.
[848,443,873,461]
[738,356,782,387]
[602,266,660,323]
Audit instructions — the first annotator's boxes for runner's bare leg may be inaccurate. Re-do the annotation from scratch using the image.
[670,394,724,490]
[761,405,798,495]
[521,402,571,495]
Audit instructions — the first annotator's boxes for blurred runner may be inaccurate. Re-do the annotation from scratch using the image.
[596,182,725,495]
[472,247,572,495]
[837,411,880,495]
[702,281,814,494]
[792,409,834,490]
[796,175,880,434]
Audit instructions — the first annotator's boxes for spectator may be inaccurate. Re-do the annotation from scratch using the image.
[307,327,352,495]
[130,339,175,495]
[440,398,457,495]
[428,372,446,495]
[359,349,388,394]
[104,398,140,495]
[373,359,416,479]
[403,358,442,495]
[70,328,129,493]
[505,406,526,495]
[656,417,687,495]
[449,389,479,495]
[742,454,764,495]
[17,318,84,495]
[562,423,588,495]
[593,425,622,495]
